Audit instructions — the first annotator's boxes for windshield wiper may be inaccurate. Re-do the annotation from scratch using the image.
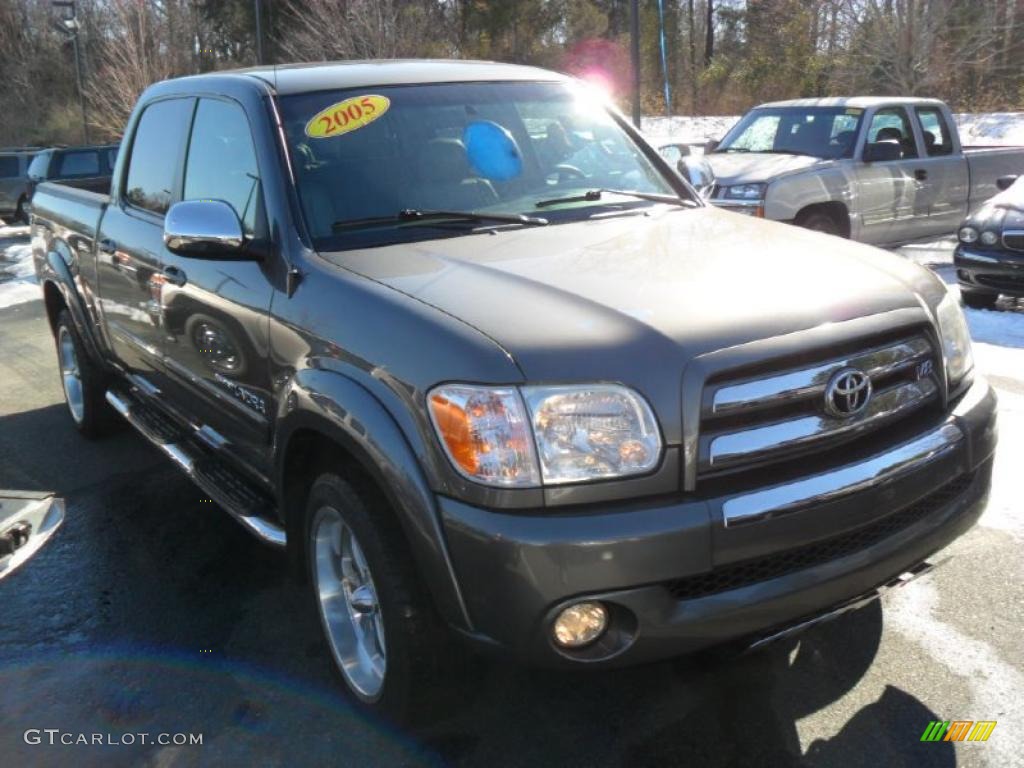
[332,208,548,232]
[534,188,694,209]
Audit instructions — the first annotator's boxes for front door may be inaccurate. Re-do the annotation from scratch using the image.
[158,97,276,475]
[852,106,928,245]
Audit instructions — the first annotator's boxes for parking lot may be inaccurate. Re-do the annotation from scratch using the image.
[1,228,1022,767]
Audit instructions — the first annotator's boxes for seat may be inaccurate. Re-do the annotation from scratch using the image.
[874,126,912,159]
[411,138,498,210]
[830,130,857,157]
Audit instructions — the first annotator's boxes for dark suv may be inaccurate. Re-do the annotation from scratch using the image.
[30,61,997,723]
[0,147,41,222]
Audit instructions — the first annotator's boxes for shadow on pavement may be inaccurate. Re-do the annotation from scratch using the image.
[0,404,160,494]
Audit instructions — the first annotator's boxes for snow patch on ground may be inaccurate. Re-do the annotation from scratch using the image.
[0,240,39,310]
[643,112,1024,148]
[886,578,1023,768]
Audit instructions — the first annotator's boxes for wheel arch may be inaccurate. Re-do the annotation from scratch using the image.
[274,369,473,632]
[794,201,851,237]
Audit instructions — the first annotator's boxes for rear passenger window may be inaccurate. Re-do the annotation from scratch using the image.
[915,108,954,156]
[56,151,100,177]
[125,98,193,215]
[0,156,18,177]
[184,99,264,236]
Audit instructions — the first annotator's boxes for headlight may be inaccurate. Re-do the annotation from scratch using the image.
[958,226,978,243]
[723,183,765,200]
[935,291,974,387]
[980,230,999,246]
[427,383,662,488]
[522,384,661,484]
[427,385,540,487]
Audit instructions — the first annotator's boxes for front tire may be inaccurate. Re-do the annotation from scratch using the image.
[305,471,449,723]
[796,210,842,237]
[54,309,115,438]
[961,289,999,310]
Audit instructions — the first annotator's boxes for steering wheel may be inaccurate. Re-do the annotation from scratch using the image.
[552,164,586,184]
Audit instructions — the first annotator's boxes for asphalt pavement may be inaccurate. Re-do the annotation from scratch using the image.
[0,241,1021,767]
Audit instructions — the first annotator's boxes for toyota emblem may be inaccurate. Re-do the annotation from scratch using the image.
[825,368,872,418]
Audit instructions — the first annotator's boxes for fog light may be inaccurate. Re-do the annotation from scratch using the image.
[553,602,608,648]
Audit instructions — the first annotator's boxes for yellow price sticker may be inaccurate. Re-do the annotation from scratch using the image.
[305,95,390,139]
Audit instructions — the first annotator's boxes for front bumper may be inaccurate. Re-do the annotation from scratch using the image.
[439,377,997,666]
[955,245,1024,297]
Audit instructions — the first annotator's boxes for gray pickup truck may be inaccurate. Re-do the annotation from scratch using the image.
[661,97,1024,245]
[31,61,997,723]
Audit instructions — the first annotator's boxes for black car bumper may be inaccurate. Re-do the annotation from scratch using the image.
[439,378,997,667]
[955,245,1024,297]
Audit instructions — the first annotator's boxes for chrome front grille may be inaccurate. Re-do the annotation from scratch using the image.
[698,335,939,476]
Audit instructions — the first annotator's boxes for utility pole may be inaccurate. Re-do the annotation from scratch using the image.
[630,0,641,127]
[52,0,89,144]
[254,0,265,65]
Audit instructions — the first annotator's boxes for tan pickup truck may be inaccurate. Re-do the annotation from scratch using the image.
[661,97,1024,245]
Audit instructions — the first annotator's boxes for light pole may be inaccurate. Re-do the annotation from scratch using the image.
[254,0,265,65]
[630,0,641,128]
[52,0,90,144]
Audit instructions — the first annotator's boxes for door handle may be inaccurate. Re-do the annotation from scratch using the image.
[98,238,117,255]
[914,168,928,181]
[161,265,187,287]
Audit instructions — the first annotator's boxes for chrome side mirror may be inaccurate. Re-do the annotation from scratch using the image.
[163,200,247,258]
[0,492,64,582]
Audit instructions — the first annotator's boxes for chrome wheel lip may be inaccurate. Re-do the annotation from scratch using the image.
[58,326,85,424]
[311,506,387,701]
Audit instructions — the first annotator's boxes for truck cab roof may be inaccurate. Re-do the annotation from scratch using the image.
[164,59,570,96]
[755,96,948,109]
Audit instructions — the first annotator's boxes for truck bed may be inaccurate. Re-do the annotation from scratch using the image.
[31,181,108,244]
[964,145,1024,209]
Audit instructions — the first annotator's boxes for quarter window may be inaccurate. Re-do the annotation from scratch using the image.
[184,98,263,237]
[915,107,954,157]
[125,98,193,215]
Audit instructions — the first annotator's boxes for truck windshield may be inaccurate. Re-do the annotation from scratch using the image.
[716,107,865,160]
[278,81,686,250]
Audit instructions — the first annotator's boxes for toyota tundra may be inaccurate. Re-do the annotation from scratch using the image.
[30,61,997,722]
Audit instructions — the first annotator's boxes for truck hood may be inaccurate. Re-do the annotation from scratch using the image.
[704,152,826,186]
[325,207,939,407]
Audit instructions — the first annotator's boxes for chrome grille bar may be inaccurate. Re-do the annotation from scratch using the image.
[708,337,931,417]
[721,423,962,526]
[704,377,938,471]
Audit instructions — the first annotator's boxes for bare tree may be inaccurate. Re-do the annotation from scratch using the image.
[85,0,198,139]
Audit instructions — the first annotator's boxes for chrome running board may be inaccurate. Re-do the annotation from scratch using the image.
[105,389,286,548]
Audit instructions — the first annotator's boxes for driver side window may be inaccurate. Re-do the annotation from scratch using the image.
[865,108,919,159]
[184,98,265,238]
